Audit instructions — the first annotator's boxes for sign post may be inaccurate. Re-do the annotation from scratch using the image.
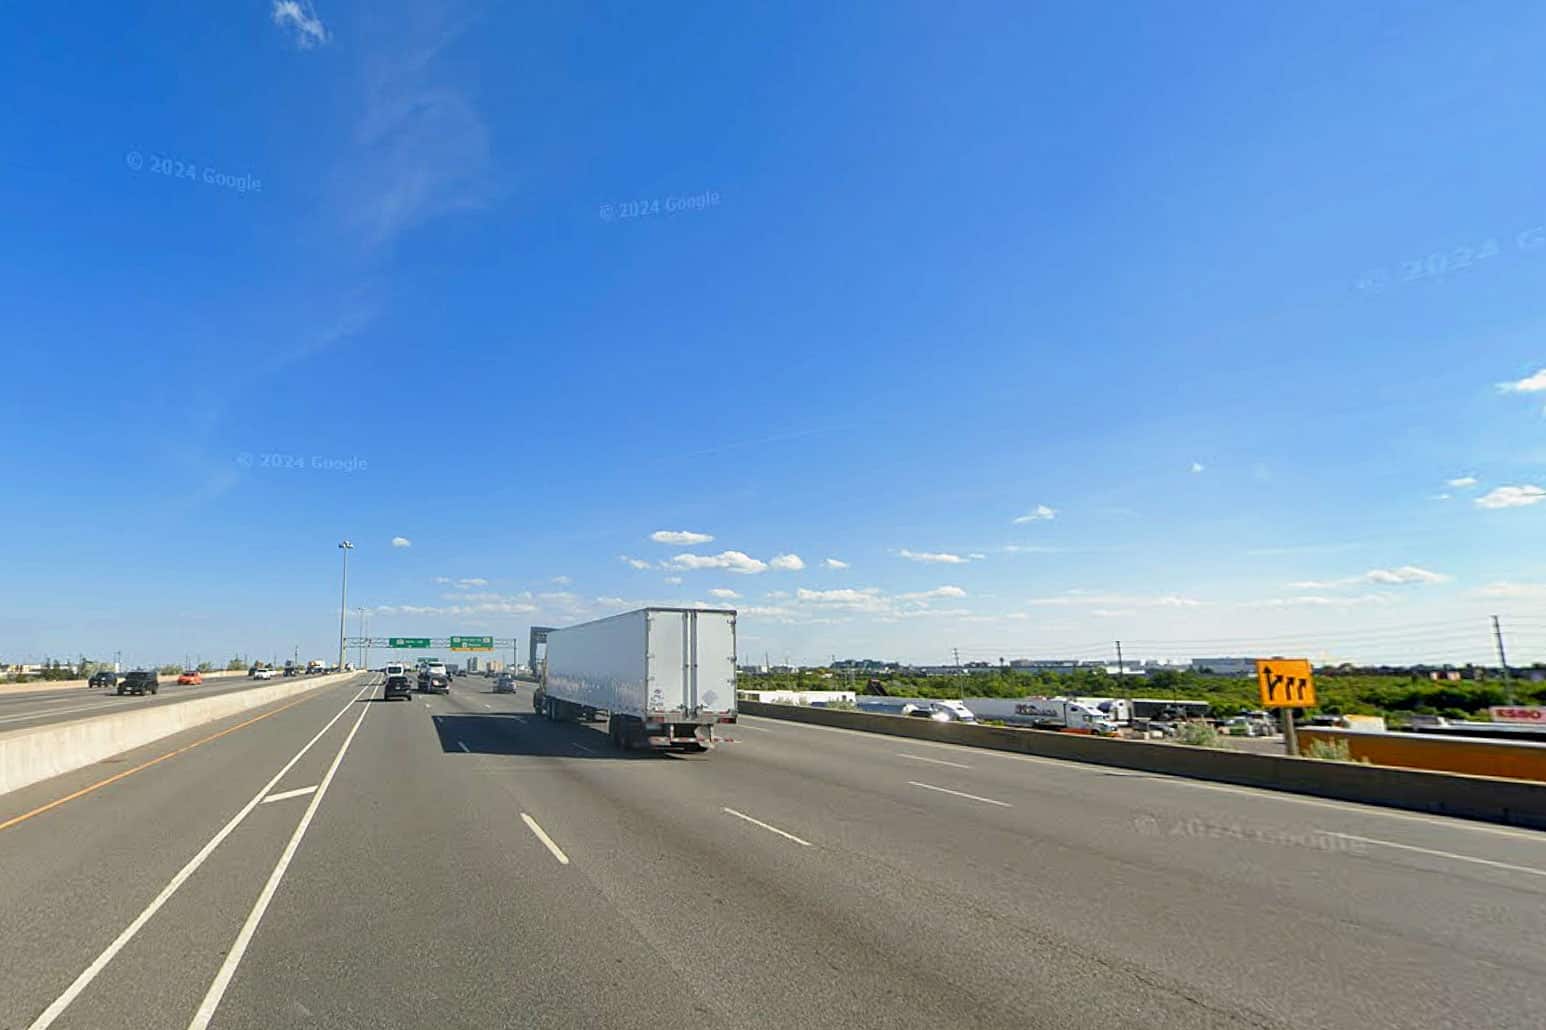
[1256,658,1315,756]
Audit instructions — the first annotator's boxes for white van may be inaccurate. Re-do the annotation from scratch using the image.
[385,663,405,677]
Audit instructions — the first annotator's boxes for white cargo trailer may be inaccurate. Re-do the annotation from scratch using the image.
[537,607,737,752]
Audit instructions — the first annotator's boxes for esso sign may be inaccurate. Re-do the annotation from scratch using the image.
[1490,706,1546,723]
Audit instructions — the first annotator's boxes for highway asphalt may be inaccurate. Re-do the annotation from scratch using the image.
[0,674,330,734]
[2,673,1545,1028]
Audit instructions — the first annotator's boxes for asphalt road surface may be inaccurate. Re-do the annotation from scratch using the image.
[2,673,1544,1029]
[0,675,330,734]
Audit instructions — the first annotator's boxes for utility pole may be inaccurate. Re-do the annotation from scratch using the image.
[953,646,963,699]
[337,540,354,672]
[1116,640,1130,715]
[1493,614,1515,703]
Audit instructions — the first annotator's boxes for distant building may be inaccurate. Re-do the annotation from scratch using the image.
[1192,657,1257,677]
[466,657,479,673]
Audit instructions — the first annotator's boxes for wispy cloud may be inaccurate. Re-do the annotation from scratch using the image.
[899,549,971,564]
[1447,476,1478,488]
[1028,591,1206,608]
[551,575,570,585]
[1241,594,1390,608]
[709,588,739,599]
[669,550,768,574]
[1190,462,1205,473]
[651,530,714,545]
[823,558,849,569]
[1289,566,1450,589]
[1476,485,1546,509]
[1011,504,1056,525]
[1473,581,1546,599]
[339,15,491,250]
[455,577,488,589]
[390,536,411,548]
[272,1,328,49]
[619,555,653,570]
[769,554,805,571]
[663,576,682,585]
[1497,369,1546,393]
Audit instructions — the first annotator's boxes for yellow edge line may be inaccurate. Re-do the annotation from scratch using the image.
[0,692,323,833]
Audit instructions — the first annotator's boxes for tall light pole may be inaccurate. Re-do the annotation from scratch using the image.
[337,540,354,671]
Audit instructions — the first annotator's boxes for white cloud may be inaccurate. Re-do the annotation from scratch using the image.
[1241,594,1389,608]
[765,590,791,599]
[796,587,891,613]
[898,586,967,600]
[1498,369,1546,393]
[1289,566,1450,589]
[967,553,987,560]
[709,588,740,599]
[1474,582,1546,599]
[769,553,805,571]
[1011,505,1056,524]
[619,555,653,570]
[663,576,683,585]
[1447,476,1478,488]
[391,536,411,548]
[1476,485,1546,509]
[370,600,536,617]
[1430,493,1451,501]
[1028,591,1205,608]
[455,577,488,589]
[551,575,570,585]
[669,550,768,574]
[900,549,970,564]
[1191,462,1205,473]
[651,530,714,545]
[271,1,328,48]
[434,576,451,584]
[822,558,849,569]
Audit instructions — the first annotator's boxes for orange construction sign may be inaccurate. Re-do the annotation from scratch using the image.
[1256,658,1316,708]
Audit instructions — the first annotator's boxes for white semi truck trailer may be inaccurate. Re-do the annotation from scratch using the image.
[535,607,738,752]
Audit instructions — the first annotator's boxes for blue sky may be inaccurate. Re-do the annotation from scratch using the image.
[5,1,1546,668]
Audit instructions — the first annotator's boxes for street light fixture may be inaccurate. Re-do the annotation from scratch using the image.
[337,540,354,671]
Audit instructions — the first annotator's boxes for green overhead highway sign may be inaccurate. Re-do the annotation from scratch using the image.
[450,635,494,651]
[388,637,431,648]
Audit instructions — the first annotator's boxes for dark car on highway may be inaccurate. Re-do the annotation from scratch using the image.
[88,670,118,689]
[383,674,413,701]
[494,673,516,694]
[117,670,158,696]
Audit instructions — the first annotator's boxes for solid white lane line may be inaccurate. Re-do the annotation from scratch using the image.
[520,813,571,865]
[0,702,119,725]
[736,724,775,733]
[260,785,318,805]
[188,694,373,1030]
[722,807,813,847]
[908,781,1012,807]
[28,680,376,1030]
[896,753,972,769]
[458,741,470,753]
[1320,832,1546,878]
[739,716,1546,843]
[571,743,595,754]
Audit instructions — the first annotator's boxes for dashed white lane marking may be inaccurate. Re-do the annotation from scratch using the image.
[908,781,1011,807]
[722,807,813,847]
[520,813,571,865]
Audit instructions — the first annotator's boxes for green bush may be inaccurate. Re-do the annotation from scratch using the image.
[1176,721,1224,748]
[1303,737,1353,762]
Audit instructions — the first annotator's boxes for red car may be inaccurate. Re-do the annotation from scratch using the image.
[177,670,203,685]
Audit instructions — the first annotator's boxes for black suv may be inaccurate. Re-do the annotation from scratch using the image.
[88,670,119,689]
[118,670,159,696]
[383,674,413,701]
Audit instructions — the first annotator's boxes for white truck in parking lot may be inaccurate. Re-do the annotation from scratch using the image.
[965,696,1121,733]
[535,607,737,752]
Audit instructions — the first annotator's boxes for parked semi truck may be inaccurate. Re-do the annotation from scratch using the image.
[535,607,737,752]
[964,696,1121,733]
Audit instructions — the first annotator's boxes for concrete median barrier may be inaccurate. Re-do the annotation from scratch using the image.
[738,701,1546,830]
[0,672,363,798]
